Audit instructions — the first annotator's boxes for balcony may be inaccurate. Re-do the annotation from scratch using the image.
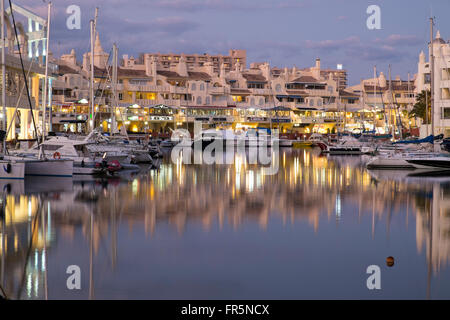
[249,88,273,95]
[209,87,229,95]
[126,84,170,92]
[440,80,450,89]
[169,86,188,94]
[136,99,158,106]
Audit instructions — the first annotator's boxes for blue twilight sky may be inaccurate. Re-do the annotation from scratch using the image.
[17,0,450,85]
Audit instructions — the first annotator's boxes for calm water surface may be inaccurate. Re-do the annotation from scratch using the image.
[1,147,450,299]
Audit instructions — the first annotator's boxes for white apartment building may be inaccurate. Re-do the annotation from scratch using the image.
[416,30,450,136]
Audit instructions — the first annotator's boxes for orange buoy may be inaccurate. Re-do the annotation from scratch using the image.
[386,256,394,267]
[53,151,61,160]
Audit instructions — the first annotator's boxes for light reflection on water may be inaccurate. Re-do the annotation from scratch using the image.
[0,147,450,299]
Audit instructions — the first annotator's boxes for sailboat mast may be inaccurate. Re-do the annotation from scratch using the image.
[360,78,364,133]
[374,66,377,133]
[111,43,118,135]
[42,2,51,142]
[1,0,6,151]
[89,20,95,132]
[388,64,393,137]
[430,17,435,140]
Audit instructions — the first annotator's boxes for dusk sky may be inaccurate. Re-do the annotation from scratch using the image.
[18,0,450,85]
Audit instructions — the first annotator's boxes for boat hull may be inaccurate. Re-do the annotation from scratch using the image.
[366,157,416,169]
[24,159,74,177]
[0,161,25,179]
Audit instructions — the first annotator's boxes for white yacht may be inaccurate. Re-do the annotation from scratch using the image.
[4,154,74,177]
[86,131,152,164]
[328,136,375,155]
[366,153,450,170]
[12,137,100,175]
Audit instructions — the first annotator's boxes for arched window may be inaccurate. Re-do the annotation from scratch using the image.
[191,83,196,91]
[309,99,314,107]
[205,96,210,105]
[317,99,323,106]
[275,84,281,92]
[200,83,205,91]
[196,96,202,104]
[259,98,264,105]
[250,98,255,105]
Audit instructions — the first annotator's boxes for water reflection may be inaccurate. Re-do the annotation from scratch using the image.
[0,148,450,299]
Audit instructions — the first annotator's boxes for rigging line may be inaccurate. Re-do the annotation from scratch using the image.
[93,49,112,122]
[0,282,7,299]
[5,57,35,151]
[16,203,41,300]
[374,74,389,133]
[7,0,39,146]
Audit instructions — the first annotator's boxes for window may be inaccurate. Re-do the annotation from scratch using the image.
[119,93,123,100]
[317,99,322,106]
[191,83,196,90]
[200,83,205,91]
[196,96,202,104]
[275,84,281,92]
[443,108,450,119]
[248,83,264,89]
[205,96,210,104]
[309,99,314,107]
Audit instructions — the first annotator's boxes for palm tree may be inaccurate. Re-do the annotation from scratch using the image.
[409,89,431,123]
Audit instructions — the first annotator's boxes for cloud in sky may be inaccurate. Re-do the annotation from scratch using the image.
[151,0,309,12]
[304,34,421,63]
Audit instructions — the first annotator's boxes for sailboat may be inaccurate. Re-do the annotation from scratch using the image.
[367,18,450,170]
[2,3,73,177]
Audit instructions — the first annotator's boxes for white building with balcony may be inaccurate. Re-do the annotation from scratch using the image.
[416,30,450,136]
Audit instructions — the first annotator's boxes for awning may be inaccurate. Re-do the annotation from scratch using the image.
[59,119,86,124]
[289,95,304,99]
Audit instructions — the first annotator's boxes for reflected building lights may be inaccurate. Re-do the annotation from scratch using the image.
[3,149,450,298]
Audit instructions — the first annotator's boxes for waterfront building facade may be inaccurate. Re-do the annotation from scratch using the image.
[416,30,450,137]
[346,72,417,135]
[0,4,48,142]
[48,33,421,137]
